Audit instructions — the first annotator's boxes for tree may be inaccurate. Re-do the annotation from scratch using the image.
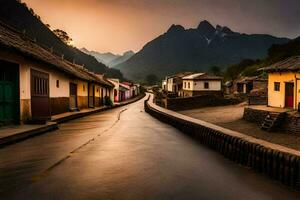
[145,74,159,86]
[209,66,222,76]
[53,29,73,45]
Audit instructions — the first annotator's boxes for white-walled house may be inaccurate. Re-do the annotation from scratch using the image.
[162,79,167,91]
[0,21,113,125]
[108,78,120,103]
[120,82,131,99]
[166,72,194,94]
[180,73,222,97]
[134,84,140,96]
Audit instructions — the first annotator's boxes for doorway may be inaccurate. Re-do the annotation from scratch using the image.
[0,60,19,124]
[285,82,294,108]
[69,83,78,111]
[88,83,95,108]
[31,69,50,121]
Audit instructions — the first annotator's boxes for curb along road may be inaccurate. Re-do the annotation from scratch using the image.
[0,93,146,148]
[144,93,300,190]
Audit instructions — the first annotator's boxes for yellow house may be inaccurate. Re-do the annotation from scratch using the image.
[263,56,300,109]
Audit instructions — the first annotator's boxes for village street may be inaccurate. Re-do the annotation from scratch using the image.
[1,96,300,200]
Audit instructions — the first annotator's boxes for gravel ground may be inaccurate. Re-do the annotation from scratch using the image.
[179,104,300,151]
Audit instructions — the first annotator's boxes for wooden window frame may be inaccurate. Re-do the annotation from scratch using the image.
[204,82,209,89]
[274,82,280,91]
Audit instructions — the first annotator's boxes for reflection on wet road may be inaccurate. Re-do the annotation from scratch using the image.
[1,96,299,199]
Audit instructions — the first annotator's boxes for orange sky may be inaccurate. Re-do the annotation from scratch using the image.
[23,0,300,54]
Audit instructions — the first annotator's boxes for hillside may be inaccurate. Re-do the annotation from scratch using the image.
[0,0,123,79]
[109,51,134,67]
[81,48,134,67]
[115,20,290,81]
[223,37,300,81]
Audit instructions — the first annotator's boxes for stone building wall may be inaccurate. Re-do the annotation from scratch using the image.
[165,94,240,111]
[243,107,269,125]
[243,107,300,134]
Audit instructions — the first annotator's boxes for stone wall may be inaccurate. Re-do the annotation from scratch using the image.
[248,96,268,105]
[283,115,300,134]
[145,96,300,190]
[243,107,300,134]
[180,90,222,98]
[243,107,269,125]
[166,94,240,111]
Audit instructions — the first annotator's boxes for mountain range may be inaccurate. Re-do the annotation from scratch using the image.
[0,0,124,79]
[81,48,134,67]
[115,20,290,81]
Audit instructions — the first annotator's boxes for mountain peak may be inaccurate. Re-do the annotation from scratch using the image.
[197,20,215,37]
[123,50,134,56]
[167,24,185,34]
[216,25,233,33]
[197,20,215,30]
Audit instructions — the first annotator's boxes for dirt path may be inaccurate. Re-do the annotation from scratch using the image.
[179,104,300,151]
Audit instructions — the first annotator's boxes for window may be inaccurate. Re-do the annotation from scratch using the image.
[184,82,186,89]
[56,80,60,88]
[274,82,280,91]
[83,85,85,91]
[188,82,190,89]
[204,82,209,89]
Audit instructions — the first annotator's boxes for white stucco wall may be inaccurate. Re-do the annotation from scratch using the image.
[167,78,174,92]
[19,64,31,100]
[19,64,71,99]
[183,80,221,91]
[49,71,70,98]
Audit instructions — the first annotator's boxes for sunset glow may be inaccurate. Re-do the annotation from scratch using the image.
[23,0,300,54]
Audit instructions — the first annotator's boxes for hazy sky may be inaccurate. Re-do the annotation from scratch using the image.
[23,0,300,54]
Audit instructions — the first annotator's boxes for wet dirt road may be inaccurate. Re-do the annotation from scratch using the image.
[0,96,299,199]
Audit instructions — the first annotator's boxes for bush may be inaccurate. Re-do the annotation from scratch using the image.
[104,96,113,106]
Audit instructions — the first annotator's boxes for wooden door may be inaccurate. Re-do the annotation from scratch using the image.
[114,89,118,102]
[0,63,19,124]
[285,82,294,108]
[31,69,50,121]
[101,88,104,106]
[88,83,94,108]
[69,83,77,110]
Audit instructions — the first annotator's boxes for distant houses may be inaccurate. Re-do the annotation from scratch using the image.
[0,21,140,125]
[180,73,222,97]
[225,76,267,95]
[165,72,194,94]
[162,72,222,97]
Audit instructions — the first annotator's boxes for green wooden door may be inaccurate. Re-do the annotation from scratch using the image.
[0,81,15,122]
[0,60,19,124]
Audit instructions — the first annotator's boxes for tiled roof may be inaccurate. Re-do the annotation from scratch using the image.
[182,73,222,80]
[0,21,113,87]
[121,82,133,86]
[235,76,267,83]
[168,72,194,79]
[261,56,300,72]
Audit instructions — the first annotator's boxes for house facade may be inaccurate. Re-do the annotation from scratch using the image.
[0,22,113,125]
[263,56,300,109]
[119,82,131,100]
[180,73,222,97]
[108,78,120,102]
[166,72,194,94]
[162,80,167,91]
[225,76,267,95]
